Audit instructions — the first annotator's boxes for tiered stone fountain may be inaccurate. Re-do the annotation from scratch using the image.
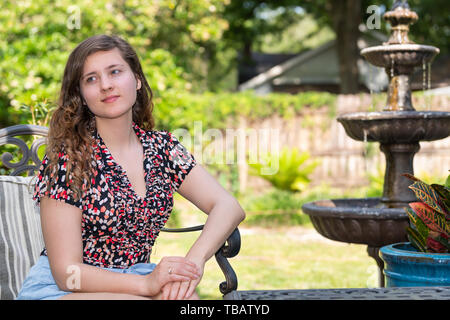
[302,0,450,287]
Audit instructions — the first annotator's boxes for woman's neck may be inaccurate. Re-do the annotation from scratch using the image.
[95,116,138,154]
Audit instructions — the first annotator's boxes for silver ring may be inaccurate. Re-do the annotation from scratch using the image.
[168,267,173,275]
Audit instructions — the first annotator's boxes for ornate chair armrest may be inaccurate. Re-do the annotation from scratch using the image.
[215,228,240,295]
[161,225,204,233]
[161,226,241,296]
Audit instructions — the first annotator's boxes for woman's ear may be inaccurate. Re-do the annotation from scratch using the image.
[136,76,142,91]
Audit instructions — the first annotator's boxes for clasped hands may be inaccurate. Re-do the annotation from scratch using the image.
[143,256,203,300]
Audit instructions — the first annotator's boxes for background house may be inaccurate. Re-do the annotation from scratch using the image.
[238,29,450,95]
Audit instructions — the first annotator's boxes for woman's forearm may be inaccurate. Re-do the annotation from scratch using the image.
[52,256,200,297]
[186,197,245,264]
[149,197,245,300]
[53,262,149,296]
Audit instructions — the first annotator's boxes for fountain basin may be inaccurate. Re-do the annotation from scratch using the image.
[337,111,450,144]
[302,198,408,247]
[361,44,439,69]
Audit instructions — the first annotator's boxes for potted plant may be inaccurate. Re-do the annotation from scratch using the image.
[380,173,450,287]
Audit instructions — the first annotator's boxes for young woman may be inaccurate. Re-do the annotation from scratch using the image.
[17,34,245,300]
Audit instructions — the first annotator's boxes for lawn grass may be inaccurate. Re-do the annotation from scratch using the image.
[152,224,378,300]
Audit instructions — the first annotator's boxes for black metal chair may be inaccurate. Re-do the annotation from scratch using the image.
[0,124,240,297]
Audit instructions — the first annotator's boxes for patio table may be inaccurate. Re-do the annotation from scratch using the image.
[223,286,450,300]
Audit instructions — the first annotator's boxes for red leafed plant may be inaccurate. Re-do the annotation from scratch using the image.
[403,173,450,253]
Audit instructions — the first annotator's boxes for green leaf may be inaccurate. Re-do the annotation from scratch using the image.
[406,227,427,252]
[408,180,447,216]
[405,207,429,239]
[409,202,449,235]
[431,183,450,216]
[428,231,450,252]
[403,173,421,182]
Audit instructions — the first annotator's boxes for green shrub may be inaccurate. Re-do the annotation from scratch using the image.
[248,147,320,193]
[154,91,336,132]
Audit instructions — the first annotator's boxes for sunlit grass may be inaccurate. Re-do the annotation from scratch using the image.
[152,223,377,300]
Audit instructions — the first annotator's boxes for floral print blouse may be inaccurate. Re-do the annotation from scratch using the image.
[33,123,197,269]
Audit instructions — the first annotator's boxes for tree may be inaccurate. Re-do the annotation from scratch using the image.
[221,1,304,64]
[0,0,228,126]
[330,0,361,94]
[405,0,450,54]
[302,0,449,94]
[301,0,366,94]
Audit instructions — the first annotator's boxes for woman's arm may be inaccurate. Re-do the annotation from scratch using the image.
[164,164,245,299]
[40,197,200,297]
[179,164,245,260]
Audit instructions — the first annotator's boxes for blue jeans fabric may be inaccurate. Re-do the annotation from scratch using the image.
[16,255,157,300]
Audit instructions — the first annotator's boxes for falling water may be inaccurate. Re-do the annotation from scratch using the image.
[422,59,433,110]
[369,64,374,111]
[422,59,427,110]
[362,128,369,174]
[362,128,375,199]
[390,59,395,78]
[427,62,432,110]
[422,59,426,92]
[427,62,431,90]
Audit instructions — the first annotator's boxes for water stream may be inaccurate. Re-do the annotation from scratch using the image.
[422,59,433,110]
[427,62,432,110]
[390,59,395,78]
[369,64,374,111]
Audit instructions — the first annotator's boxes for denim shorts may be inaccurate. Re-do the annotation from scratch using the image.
[16,255,157,300]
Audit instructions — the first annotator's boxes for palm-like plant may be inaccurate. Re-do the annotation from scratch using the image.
[248,147,320,193]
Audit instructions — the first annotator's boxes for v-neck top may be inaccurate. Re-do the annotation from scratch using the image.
[33,123,197,268]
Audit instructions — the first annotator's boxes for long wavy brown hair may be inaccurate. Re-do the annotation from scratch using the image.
[45,34,155,200]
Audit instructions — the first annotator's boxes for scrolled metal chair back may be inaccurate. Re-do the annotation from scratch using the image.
[0,124,48,176]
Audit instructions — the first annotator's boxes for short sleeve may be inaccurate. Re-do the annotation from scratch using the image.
[33,154,83,209]
[164,132,197,192]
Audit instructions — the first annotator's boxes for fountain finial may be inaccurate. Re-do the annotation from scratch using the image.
[392,0,410,10]
[384,0,418,45]
[361,0,439,111]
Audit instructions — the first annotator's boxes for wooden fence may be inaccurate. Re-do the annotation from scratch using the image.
[193,93,450,192]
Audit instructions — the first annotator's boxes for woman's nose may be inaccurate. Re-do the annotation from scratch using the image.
[100,76,113,91]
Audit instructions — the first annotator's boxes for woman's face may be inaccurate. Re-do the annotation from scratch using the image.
[79,48,141,121]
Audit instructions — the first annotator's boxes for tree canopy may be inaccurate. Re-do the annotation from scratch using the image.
[0,0,448,125]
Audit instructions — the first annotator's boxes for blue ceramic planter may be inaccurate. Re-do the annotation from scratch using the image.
[380,242,450,287]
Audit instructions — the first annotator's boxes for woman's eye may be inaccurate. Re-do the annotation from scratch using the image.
[84,69,120,84]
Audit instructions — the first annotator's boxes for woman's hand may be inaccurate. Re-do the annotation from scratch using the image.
[143,256,201,297]
[160,258,204,300]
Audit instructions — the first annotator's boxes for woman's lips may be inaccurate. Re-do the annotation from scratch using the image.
[102,95,120,103]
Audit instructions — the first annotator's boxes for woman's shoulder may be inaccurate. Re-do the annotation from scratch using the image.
[133,122,176,144]
[140,129,179,147]
[38,150,69,169]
